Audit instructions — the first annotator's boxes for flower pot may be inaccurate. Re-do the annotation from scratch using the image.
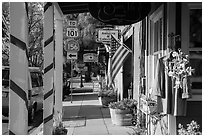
[109,108,133,126]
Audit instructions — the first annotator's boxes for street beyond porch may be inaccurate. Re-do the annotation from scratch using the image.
[29,78,136,135]
[62,89,135,135]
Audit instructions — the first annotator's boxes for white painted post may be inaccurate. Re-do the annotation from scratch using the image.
[70,60,73,103]
[9,2,29,135]
[43,2,54,134]
[53,3,63,123]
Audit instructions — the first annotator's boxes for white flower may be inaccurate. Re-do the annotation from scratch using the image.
[172,52,178,57]
[168,71,174,76]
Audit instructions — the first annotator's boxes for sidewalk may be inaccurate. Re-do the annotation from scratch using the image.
[62,91,135,135]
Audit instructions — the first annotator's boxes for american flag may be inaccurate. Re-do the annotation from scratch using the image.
[107,35,132,88]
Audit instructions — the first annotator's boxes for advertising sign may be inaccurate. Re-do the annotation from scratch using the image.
[97,29,120,42]
[83,53,98,62]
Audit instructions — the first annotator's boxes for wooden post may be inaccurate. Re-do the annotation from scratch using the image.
[9,2,29,134]
[43,2,54,134]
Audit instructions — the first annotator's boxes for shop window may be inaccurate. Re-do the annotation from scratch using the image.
[181,3,202,100]
[189,9,202,48]
[146,5,165,97]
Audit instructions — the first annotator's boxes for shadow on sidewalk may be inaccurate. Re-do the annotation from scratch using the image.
[64,93,99,102]
[63,105,111,120]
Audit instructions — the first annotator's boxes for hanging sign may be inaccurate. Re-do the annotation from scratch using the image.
[83,53,98,62]
[97,29,120,42]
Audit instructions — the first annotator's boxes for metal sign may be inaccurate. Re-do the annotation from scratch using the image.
[68,20,77,27]
[83,53,98,62]
[77,63,85,68]
[66,28,79,38]
[67,51,78,60]
[65,39,79,51]
[97,29,120,42]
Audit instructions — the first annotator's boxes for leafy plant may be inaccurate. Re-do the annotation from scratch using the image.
[52,122,68,135]
[98,86,116,98]
[108,98,137,110]
[178,120,202,135]
[53,111,68,135]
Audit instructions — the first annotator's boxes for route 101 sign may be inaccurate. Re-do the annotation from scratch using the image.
[66,28,79,38]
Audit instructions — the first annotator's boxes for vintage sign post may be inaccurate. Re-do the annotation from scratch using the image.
[66,20,79,103]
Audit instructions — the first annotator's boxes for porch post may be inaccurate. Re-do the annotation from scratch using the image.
[43,2,55,134]
[9,2,29,134]
[53,3,63,123]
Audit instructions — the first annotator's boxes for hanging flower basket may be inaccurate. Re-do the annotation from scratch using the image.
[166,49,194,89]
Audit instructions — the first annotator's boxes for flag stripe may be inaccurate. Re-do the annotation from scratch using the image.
[112,47,129,69]
[107,35,131,87]
[112,45,125,63]
[112,50,129,75]
[112,52,130,80]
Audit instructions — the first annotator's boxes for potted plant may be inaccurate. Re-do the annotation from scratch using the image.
[52,122,68,135]
[178,120,202,135]
[108,98,137,126]
[52,111,68,135]
[98,86,117,107]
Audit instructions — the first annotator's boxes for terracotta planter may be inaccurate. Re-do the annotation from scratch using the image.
[98,96,116,107]
[109,108,133,126]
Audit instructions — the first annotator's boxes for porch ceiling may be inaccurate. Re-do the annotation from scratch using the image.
[57,2,154,25]
[57,2,89,14]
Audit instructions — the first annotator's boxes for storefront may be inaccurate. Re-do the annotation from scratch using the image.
[122,2,202,135]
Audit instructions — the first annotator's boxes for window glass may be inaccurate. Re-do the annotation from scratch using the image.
[190,9,202,48]
[189,59,202,77]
